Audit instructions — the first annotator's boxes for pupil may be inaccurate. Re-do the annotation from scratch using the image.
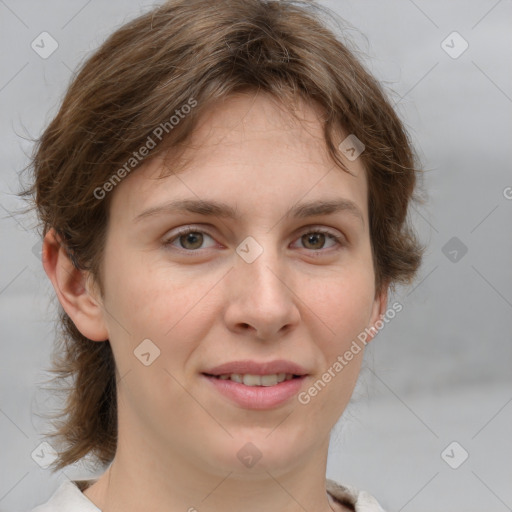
[182,232,203,249]
[304,233,324,249]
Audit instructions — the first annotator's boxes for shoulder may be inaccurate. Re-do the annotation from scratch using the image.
[27,480,100,512]
[326,479,387,512]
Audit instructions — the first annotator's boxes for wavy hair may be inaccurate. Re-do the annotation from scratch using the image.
[19,0,424,472]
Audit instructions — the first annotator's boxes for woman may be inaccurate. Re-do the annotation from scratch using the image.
[23,0,424,510]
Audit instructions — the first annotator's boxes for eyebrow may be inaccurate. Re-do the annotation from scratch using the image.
[133,198,364,225]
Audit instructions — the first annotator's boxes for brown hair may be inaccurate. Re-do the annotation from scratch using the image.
[19,0,424,472]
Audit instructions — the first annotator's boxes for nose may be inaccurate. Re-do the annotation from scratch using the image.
[223,240,301,341]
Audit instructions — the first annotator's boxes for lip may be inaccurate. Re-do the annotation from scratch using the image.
[202,360,309,410]
[203,374,306,410]
[203,359,308,376]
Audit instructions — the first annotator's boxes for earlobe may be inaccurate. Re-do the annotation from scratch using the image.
[366,285,389,344]
[42,228,109,342]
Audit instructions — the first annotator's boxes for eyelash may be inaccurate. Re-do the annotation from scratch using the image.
[162,226,346,255]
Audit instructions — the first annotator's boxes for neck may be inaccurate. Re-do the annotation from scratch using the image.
[83,386,341,512]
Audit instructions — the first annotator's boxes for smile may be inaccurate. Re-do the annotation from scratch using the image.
[209,373,297,386]
[203,374,306,409]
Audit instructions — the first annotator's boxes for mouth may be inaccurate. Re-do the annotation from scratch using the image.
[203,372,301,386]
[201,360,308,410]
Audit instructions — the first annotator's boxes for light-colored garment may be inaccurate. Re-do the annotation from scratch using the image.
[28,480,100,512]
[29,478,386,511]
[327,479,386,511]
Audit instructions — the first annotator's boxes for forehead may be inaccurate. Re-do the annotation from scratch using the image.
[178,92,355,172]
[109,92,368,226]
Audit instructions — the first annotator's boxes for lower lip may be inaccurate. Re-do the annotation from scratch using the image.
[203,375,306,410]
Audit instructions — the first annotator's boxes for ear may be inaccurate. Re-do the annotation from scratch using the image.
[365,283,389,344]
[41,228,109,342]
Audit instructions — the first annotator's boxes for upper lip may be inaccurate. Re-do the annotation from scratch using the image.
[203,360,308,376]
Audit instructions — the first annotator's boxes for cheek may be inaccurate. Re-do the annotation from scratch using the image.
[101,250,218,362]
[311,268,375,351]
[99,257,218,420]
[305,274,373,420]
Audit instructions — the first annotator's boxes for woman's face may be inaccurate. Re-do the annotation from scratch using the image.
[94,92,386,477]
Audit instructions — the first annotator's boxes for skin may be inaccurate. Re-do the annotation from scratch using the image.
[43,91,388,512]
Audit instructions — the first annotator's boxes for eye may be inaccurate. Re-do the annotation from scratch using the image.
[162,226,345,254]
[163,227,217,251]
[292,228,345,252]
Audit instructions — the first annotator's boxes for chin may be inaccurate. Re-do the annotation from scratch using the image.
[198,425,316,477]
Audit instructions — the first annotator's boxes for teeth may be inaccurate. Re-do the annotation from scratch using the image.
[260,374,278,386]
[243,374,263,386]
[216,373,294,386]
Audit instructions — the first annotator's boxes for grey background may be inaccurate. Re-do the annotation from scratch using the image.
[1,0,511,511]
